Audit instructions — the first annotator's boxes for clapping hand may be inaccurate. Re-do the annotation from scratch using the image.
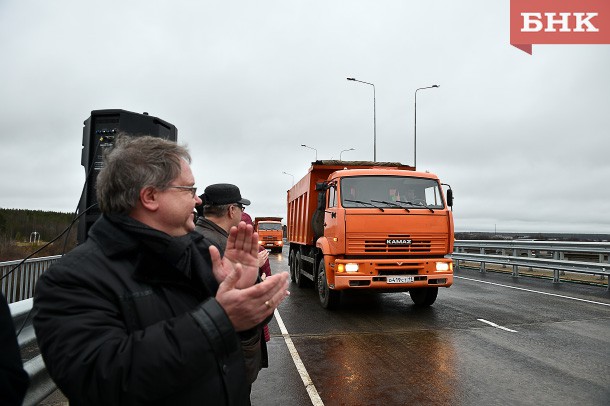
[209,221,260,288]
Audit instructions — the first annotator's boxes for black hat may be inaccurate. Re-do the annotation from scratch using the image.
[200,183,251,206]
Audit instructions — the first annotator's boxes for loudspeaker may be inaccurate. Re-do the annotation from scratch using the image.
[77,109,178,244]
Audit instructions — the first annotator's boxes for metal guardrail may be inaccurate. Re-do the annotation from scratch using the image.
[451,240,610,291]
[451,252,610,287]
[2,257,62,405]
[3,241,609,404]
[10,298,57,406]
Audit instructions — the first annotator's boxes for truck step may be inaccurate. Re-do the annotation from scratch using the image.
[300,255,315,265]
[302,269,314,281]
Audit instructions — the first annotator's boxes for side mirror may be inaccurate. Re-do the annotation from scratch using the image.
[446,189,454,207]
[315,182,329,191]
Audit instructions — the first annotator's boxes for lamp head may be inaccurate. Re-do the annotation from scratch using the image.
[347,78,355,81]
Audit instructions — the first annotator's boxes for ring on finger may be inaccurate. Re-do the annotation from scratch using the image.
[264,300,272,309]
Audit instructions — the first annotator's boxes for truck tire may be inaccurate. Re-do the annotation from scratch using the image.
[289,250,296,283]
[317,260,340,309]
[409,287,438,306]
[294,252,307,288]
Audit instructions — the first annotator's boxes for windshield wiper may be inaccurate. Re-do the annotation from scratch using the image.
[344,199,385,212]
[396,200,434,213]
[371,200,410,212]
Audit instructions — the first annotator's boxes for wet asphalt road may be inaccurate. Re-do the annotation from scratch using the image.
[251,247,610,406]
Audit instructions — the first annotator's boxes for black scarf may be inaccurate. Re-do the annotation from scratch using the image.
[104,214,218,294]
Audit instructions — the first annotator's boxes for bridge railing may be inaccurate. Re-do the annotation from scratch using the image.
[451,240,610,291]
[453,239,610,258]
[1,255,61,303]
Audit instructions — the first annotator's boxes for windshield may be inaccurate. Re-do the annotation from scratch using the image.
[340,176,445,209]
[258,223,283,231]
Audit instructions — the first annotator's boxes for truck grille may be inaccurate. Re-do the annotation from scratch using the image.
[346,234,447,255]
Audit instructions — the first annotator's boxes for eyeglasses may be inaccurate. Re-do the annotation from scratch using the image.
[167,186,198,198]
[232,204,245,212]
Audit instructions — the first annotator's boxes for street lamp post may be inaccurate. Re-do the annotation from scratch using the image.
[300,144,317,161]
[282,171,295,186]
[339,148,355,161]
[414,84,439,168]
[347,77,376,162]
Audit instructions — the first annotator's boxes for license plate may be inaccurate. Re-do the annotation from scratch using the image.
[387,276,414,284]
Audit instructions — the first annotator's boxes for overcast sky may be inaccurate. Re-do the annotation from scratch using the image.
[1,1,609,234]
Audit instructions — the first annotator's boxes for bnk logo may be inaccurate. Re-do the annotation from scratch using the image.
[510,0,610,54]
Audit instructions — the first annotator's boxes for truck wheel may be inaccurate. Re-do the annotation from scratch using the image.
[289,250,296,283]
[317,260,340,309]
[409,287,438,306]
[295,252,307,288]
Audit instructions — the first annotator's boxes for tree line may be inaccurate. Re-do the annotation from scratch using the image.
[0,208,78,261]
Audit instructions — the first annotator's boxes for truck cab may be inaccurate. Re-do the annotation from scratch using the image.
[254,217,284,253]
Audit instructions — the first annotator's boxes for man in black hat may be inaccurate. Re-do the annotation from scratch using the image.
[195,183,251,251]
[194,183,266,404]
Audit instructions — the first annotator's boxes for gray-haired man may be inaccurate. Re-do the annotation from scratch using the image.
[33,135,289,405]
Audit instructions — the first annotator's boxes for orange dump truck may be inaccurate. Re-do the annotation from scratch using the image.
[287,160,454,309]
[254,217,284,253]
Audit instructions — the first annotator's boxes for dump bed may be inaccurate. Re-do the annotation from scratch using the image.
[287,160,413,245]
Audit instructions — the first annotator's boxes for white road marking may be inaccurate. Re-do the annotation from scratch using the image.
[274,308,325,406]
[455,276,610,307]
[477,318,518,332]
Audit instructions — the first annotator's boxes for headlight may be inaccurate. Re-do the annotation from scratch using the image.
[436,262,449,272]
[345,263,359,273]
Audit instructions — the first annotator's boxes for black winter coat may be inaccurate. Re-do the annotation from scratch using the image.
[33,214,249,405]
